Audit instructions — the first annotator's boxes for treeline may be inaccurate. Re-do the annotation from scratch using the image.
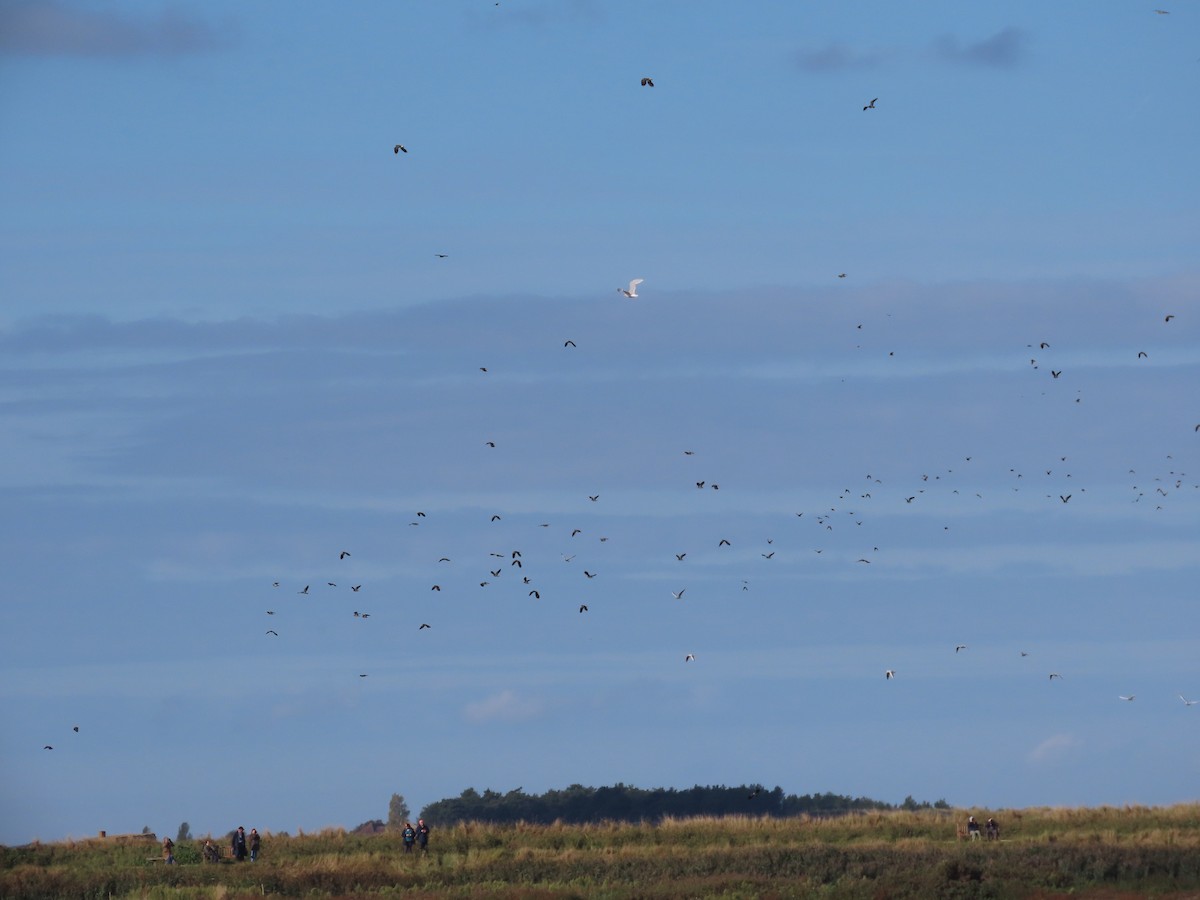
[419,784,949,824]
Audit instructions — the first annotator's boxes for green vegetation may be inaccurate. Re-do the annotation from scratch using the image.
[421,784,931,824]
[4,805,1200,899]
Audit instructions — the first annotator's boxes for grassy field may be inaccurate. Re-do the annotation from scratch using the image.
[4,805,1200,899]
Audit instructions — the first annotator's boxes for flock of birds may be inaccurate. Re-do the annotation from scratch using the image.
[40,11,1195,758]
[233,53,1197,718]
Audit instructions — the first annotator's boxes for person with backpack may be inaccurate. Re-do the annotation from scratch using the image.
[402,822,416,853]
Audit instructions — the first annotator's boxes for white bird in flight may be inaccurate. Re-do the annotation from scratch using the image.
[1180,695,1198,706]
[618,278,644,298]
[1118,695,1135,701]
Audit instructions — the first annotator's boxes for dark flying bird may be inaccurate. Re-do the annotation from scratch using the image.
[394,144,407,154]
[266,630,278,636]
[419,623,431,630]
[564,340,576,347]
[340,551,351,559]
[579,604,588,613]
[863,98,878,110]
[640,77,654,87]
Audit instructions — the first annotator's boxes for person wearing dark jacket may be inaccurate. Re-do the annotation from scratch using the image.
[249,828,261,861]
[416,819,429,852]
[232,826,248,861]
[402,822,416,853]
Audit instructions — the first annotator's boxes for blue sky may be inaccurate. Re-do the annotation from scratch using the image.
[0,0,1197,845]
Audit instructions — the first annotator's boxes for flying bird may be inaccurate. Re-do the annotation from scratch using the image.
[529,590,540,598]
[339,551,351,559]
[73,726,79,733]
[675,553,687,561]
[671,589,686,599]
[762,552,774,559]
[1180,695,1197,706]
[719,539,730,546]
[1165,315,1175,322]
[955,645,967,653]
[1049,673,1063,680]
[863,98,878,110]
[579,604,588,613]
[1138,351,1148,358]
[351,585,361,592]
[419,623,431,630]
[1118,695,1135,701]
[266,630,278,636]
[298,585,309,594]
[564,340,576,347]
[640,77,654,87]
[885,670,895,680]
[266,610,275,615]
[685,654,695,662]
[588,495,599,502]
[618,278,644,298]
[43,745,53,750]
[394,144,407,154]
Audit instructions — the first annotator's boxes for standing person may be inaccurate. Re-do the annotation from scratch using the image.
[966,816,981,840]
[416,819,429,853]
[232,825,248,861]
[249,828,261,861]
[162,836,175,864]
[401,822,416,853]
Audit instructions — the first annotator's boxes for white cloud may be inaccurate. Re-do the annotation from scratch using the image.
[1028,733,1080,764]
[463,689,544,724]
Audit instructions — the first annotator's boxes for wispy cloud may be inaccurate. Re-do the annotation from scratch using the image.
[795,42,889,73]
[0,1,232,58]
[463,689,544,724]
[934,27,1028,68]
[1028,733,1080,764]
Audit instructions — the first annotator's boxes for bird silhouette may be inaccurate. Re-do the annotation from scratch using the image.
[266,630,278,636]
[885,670,895,679]
[1119,695,1136,701]
[1180,695,1198,706]
[298,585,309,594]
[44,745,53,750]
[672,589,686,599]
[73,725,79,733]
[676,553,687,561]
[685,653,695,662]
[419,623,431,630]
[640,77,654,87]
[340,551,351,559]
[579,604,588,613]
[564,340,576,347]
[529,590,540,599]
[394,144,407,154]
[863,97,878,110]
[618,278,644,298]
[955,645,967,653]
